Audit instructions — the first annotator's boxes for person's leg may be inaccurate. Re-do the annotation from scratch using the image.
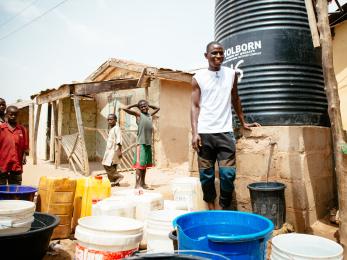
[0,172,8,185]
[103,165,123,187]
[140,145,153,189]
[198,134,217,210]
[216,132,236,209]
[8,171,22,185]
[103,165,115,184]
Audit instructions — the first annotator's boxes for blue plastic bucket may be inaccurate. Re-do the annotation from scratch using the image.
[173,211,274,260]
[0,185,37,201]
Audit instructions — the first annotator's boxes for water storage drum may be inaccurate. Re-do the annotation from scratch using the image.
[215,0,329,126]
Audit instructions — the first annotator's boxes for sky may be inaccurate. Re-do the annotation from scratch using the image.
[0,0,215,104]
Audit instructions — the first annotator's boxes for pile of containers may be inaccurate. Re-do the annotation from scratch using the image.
[75,215,144,260]
[0,200,36,235]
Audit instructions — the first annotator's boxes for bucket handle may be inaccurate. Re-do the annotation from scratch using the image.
[207,233,265,243]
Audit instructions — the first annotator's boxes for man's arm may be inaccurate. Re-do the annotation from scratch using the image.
[115,126,122,158]
[122,104,141,117]
[231,72,260,130]
[148,104,160,116]
[191,78,202,151]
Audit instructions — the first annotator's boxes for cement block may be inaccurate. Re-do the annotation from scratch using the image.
[282,180,309,210]
[286,208,309,232]
[274,152,305,180]
[303,151,333,180]
[236,151,276,179]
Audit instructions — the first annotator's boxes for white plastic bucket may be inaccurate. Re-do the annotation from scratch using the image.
[92,198,136,218]
[146,210,187,252]
[164,200,188,210]
[75,216,143,260]
[111,190,164,221]
[170,177,207,211]
[271,233,343,260]
[0,200,35,235]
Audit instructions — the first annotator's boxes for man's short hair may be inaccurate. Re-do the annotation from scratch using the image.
[6,105,18,113]
[0,98,5,103]
[138,99,148,106]
[206,41,223,52]
[108,113,117,120]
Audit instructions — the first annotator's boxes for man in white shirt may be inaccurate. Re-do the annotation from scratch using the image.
[102,114,123,187]
[191,41,260,210]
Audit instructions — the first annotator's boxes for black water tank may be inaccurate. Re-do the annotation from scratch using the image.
[215,0,329,126]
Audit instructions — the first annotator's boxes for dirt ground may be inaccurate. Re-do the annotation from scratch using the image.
[22,158,189,259]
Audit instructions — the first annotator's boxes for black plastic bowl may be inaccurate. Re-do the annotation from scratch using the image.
[0,212,60,259]
[0,185,37,201]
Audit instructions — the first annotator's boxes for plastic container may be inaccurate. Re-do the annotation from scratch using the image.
[92,197,136,218]
[0,200,36,235]
[112,189,164,221]
[170,177,207,211]
[38,176,76,239]
[248,182,286,229]
[271,233,343,260]
[75,215,144,260]
[0,185,37,201]
[164,200,189,210]
[146,210,187,252]
[72,176,111,230]
[173,210,274,259]
[0,212,60,259]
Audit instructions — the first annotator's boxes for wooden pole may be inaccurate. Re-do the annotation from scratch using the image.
[33,104,41,165]
[28,103,35,159]
[315,0,347,254]
[55,100,63,168]
[73,97,90,176]
[49,102,55,162]
[305,0,321,47]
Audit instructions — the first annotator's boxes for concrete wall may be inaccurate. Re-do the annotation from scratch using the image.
[157,79,191,168]
[333,21,347,130]
[235,126,334,232]
[61,98,97,161]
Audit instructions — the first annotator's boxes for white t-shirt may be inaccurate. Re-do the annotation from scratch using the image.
[193,66,236,134]
[102,125,122,166]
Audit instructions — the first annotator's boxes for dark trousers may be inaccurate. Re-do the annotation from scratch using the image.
[103,164,124,184]
[0,171,22,185]
[198,132,236,208]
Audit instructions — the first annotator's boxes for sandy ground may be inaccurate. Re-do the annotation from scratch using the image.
[22,158,189,259]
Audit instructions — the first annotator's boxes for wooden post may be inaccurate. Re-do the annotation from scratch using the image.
[33,104,41,165]
[73,97,90,175]
[305,0,321,47]
[315,0,347,255]
[49,101,57,162]
[145,87,149,100]
[55,100,63,168]
[28,103,35,159]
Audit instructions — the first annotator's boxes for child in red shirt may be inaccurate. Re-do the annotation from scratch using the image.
[0,106,29,185]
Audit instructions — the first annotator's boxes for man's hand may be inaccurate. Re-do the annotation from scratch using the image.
[22,154,27,165]
[117,149,122,159]
[192,134,202,152]
[242,122,261,131]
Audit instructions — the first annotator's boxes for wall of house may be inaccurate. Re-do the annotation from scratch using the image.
[17,107,29,130]
[157,79,191,168]
[61,98,97,161]
[333,21,347,130]
[36,103,49,160]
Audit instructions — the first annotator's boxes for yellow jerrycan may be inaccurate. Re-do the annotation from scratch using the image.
[38,176,76,239]
[72,176,111,230]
